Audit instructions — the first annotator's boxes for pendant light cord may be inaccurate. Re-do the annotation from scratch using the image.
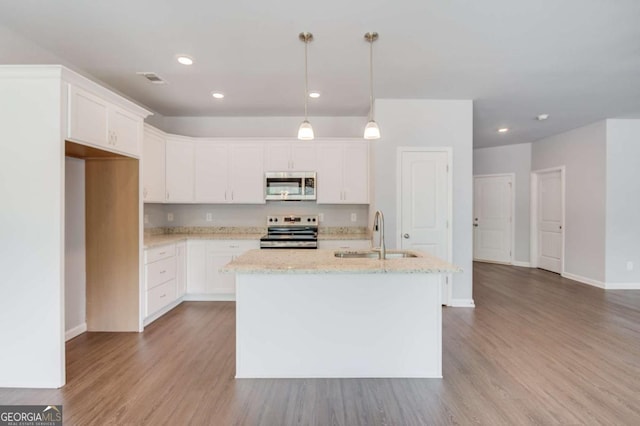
[304,38,309,121]
[369,36,374,121]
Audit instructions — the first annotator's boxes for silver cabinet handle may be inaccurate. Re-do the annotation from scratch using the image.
[231,190,234,201]
[403,233,410,239]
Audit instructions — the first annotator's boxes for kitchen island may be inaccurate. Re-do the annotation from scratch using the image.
[223,249,460,378]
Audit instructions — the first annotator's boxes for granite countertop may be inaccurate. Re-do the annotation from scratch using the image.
[222,249,461,275]
[143,227,370,249]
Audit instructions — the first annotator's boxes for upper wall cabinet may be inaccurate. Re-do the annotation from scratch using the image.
[68,85,143,157]
[195,141,265,204]
[317,141,369,204]
[265,142,316,171]
[142,126,166,203]
[165,136,195,203]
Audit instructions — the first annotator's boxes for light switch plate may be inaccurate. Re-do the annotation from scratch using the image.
[167,213,174,222]
[318,213,324,222]
[350,213,357,222]
[206,212,213,222]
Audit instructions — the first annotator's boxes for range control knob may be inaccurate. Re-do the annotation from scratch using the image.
[312,218,316,222]
[274,218,278,222]
[307,218,311,222]
[269,218,273,222]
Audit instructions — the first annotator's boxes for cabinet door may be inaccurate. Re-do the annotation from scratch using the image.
[195,142,229,203]
[206,252,235,294]
[316,144,344,204]
[229,144,265,204]
[109,106,141,156]
[291,143,317,171]
[165,138,194,203]
[68,86,109,148]
[264,142,291,171]
[142,129,165,202]
[342,143,369,204]
[186,241,206,294]
[176,242,187,298]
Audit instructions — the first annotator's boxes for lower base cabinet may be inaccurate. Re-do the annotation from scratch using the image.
[187,240,259,300]
[144,243,182,320]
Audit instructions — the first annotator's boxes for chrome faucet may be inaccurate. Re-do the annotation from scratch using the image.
[372,210,386,260]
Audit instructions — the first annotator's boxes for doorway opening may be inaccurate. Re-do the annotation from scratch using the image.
[473,174,514,264]
[530,167,565,274]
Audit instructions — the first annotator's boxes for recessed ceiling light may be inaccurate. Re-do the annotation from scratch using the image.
[212,92,224,99]
[309,92,321,98]
[536,114,550,121]
[498,127,509,133]
[176,55,194,65]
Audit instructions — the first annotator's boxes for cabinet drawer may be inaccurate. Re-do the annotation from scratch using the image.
[318,240,371,250]
[146,279,177,317]
[145,257,176,290]
[145,244,176,264]
[207,240,259,252]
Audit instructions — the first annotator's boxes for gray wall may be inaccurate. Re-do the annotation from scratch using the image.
[605,119,640,284]
[373,99,474,303]
[473,143,532,264]
[531,121,607,282]
[145,203,369,229]
[64,157,86,335]
[158,116,366,138]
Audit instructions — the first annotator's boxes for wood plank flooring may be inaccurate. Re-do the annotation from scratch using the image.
[1,263,639,425]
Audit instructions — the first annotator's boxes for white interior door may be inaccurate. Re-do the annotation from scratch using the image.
[473,175,513,263]
[537,170,563,273]
[399,150,450,304]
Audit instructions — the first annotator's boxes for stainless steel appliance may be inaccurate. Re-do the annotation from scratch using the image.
[265,171,316,201]
[260,215,318,249]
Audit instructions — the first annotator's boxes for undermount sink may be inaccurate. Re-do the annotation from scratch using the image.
[334,250,418,259]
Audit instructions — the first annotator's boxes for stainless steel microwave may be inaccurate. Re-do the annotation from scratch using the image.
[265,171,316,201]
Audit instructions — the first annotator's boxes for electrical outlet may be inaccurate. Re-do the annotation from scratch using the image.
[144,214,149,224]
[206,212,213,222]
[167,213,174,222]
[627,261,634,271]
[350,213,357,222]
[318,213,324,222]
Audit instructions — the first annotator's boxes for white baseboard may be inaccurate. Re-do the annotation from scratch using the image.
[512,261,531,268]
[65,322,87,341]
[561,272,605,289]
[143,298,183,327]
[448,298,475,308]
[604,282,640,290]
[183,293,236,302]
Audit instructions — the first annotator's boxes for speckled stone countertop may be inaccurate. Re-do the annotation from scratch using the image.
[143,227,370,249]
[221,249,461,275]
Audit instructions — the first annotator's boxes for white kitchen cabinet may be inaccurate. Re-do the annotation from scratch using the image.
[194,142,264,204]
[318,239,372,250]
[195,142,228,202]
[265,142,316,171]
[186,240,259,300]
[176,242,187,298]
[165,136,195,203]
[317,141,369,204]
[144,243,181,321]
[142,126,166,202]
[68,85,142,156]
[229,144,265,203]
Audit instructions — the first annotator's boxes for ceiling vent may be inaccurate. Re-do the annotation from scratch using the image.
[136,72,167,84]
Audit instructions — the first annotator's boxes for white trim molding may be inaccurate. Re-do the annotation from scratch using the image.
[448,298,476,308]
[603,282,640,290]
[561,272,605,289]
[182,294,236,302]
[512,261,532,268]
[65,323,87,342]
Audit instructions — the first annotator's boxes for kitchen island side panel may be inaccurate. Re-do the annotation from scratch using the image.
[235,273,442,378]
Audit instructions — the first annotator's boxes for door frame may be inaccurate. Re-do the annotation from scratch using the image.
[396,147,453,305]
[472,173,515,265]
[530,166,566,273]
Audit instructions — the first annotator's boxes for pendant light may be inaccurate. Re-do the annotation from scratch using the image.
[298,32,314,140]
[364,32,381,140]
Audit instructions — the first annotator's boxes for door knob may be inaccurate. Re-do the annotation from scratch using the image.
[403,233,410,239]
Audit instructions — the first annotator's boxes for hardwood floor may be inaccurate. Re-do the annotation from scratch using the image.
[1,263,639,425]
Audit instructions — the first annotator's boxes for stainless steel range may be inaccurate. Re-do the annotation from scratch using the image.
[260,215,318,249]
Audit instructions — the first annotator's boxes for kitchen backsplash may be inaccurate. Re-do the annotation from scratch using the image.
[144,203,369,229]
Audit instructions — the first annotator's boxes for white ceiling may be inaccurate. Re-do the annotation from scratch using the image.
[1,0,639,148]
